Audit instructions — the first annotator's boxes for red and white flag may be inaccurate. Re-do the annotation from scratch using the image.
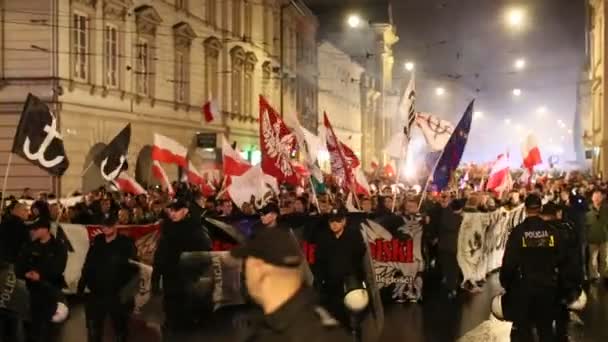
[113,172,147,195]
[522,134,542,170]
[202,99,220,124]
[323,112,356,187]
[152,160,174,195]
[354,167,371,196]
[152,134,188,168]
[222,136,252,177]
[182,161,216,196]
[259,96,299,185]
[486,153,512,193]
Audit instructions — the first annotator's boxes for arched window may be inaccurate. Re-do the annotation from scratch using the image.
[231,46,246,115]
[134,5,162,97]
[204,37,222,100]
[172,22,196,104]
[244,52,258,117]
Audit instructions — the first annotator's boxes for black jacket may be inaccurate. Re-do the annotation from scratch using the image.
[0,215,30,263]
[245,287,350,342]
[437,208,462,253]
[78,234,137,295]
[152,214,212,294]
[500,216,567,290]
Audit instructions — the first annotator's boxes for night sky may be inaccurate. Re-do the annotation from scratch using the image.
[307,0,586,164]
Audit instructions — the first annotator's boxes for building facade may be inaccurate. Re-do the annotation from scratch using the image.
[0,0,317,194]
[317,40,364,157]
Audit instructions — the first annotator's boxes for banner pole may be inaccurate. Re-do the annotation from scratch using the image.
[308,177,320,211]
[0,153,14,223]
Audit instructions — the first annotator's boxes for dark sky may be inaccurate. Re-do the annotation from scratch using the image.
[307,0,587,163]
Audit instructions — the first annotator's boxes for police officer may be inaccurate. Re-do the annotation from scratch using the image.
[500,194,569,342]
[15,217,67,342]
[315,208,366,328]
[231,228,350,342]
[78,214,138,342]
[152,198,211,339]
[541,202,584,342]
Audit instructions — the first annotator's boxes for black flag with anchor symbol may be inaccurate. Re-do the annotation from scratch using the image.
[12,93,70,176]
[94,124,131,182]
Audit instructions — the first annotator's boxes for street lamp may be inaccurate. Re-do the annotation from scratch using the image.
[536,106,547,115]
[504,118,511,125]
[435,87,445,96]
[514,58,526,70]
[347,14,362,28]
[473,111,484,119]
[404,61,415,72]
[512,88,522,97]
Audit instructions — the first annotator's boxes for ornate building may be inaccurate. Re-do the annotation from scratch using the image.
[587,0,606,175]
[0,0,317,194]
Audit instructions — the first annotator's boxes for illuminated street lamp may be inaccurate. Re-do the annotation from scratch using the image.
[504,118,511,125]
[347,14,361,28]
[536,106,547,115]
[514,58,526,70]
[567,129,573,135]
[404,61,415,71]
[506,8,525,28]
[435,87,445,96]
[513,88,522,97]
[473,111,484,119]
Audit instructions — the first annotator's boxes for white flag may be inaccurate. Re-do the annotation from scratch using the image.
[284,112,325,164]
[415,113,454,151]
[384,132,407,159]
[227,165,278,208]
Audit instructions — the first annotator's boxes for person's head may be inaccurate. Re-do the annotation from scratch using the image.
[317,194,331,214]
[509,191,521,206]
[101,198,112,213]
[560,190,571,203]
[167,199,189,222]
[404,198,418,215]
[231,229,303,313]
[220,199,234,216]
[383,196,394,210]
[49,203,61,221]
[118,208,130,225]
[132,206,144,221]
[29,218,51,241]
[293,197,307,214]
[194,192,206,209]
[241,202,255,216]
[524,194,542,216]
[592,190,604,208]
[328,208,347,237]
[361,197,373,213]
[541,202,560,221]
[151,200,163,215]
[204,198,216,211]
[101,215,119,239]
[21,188,33,199]
[259,202,280,226]
[10,202,29,221]
[439,192,451,208]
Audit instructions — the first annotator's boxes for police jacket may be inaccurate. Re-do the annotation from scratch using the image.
[500,216,566,290]
[0,214,30,264]
[152,214,212,293]
[245,287,351,342]
[546,219,584,299]
[78,234,137,296]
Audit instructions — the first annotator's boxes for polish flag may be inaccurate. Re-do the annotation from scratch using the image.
[185,160,206,185]
[222,137,251,177]
[521,134,542,170]
[152,160,174,195]
[152,134,188,168]
[486,153,511,192]
[202,99,220,124]
[113,172,147,195]
[354,167,371,196]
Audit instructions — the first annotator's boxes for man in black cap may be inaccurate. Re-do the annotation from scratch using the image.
[78,214,138,342]
[249,202,284,239]
[315,208,366,327]
[500,194,569,342]
[15,217,67,342]
[231,228,350,342]
[541,202,584,342]
[152,198,211,340]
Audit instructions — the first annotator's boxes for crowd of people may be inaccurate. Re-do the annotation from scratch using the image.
[0,171,606,341]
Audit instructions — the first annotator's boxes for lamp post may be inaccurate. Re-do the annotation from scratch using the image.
[280,0,304,117]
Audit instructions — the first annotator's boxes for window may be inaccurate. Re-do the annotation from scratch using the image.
[204,38,222,100]
[72,12,88,81]
[175,51,188,103]
[136,39,149,95]
[231,47,245,115]
[207,0,216,26]
[176,0,187,11]
[104,24,118,87]
[244,53,257,117]
[232,0,241,37]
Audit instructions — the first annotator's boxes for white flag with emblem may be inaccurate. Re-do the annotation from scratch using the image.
[415,113,455,151]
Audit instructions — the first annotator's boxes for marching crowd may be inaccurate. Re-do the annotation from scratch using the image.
[0,171,606,341]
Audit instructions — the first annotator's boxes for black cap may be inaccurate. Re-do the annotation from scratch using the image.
[28,217,51,230]
[259,202,280,215]
[230,228,302,268]
[541,202,560,216]
[525,194,542,210]
[167,198,189,210]
[328,208,347,222]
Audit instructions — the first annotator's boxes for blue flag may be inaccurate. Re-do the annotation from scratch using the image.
[431,100,475,191]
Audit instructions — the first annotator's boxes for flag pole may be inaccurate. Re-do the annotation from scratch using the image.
[0,153,14,223]
[417,148,445,211]
[308,177,320,212]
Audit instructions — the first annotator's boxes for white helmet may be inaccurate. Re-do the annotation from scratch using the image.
[568,291,587,311]
[51,302,69,323]
[491,294,505,321]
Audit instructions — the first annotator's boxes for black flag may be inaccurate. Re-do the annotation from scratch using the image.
[12,93,69,176]
[94,124,131,181]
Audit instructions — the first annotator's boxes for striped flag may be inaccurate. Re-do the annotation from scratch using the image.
[402,74,416,139]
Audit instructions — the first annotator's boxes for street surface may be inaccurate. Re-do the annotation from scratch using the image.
[58,274,608,342]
